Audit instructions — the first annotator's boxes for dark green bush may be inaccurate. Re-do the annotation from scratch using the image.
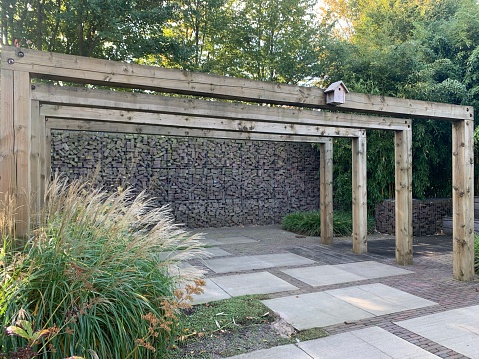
[281,210,376,237]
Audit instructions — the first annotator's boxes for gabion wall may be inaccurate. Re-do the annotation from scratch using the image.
[375,198,452,236]
[51,131,320,228]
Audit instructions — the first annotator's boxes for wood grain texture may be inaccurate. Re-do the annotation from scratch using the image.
[395,128,413,265]
[40,105,363,138]
[452,119,475,281]
[32,84,410,131]
[352,131,367,254]
[0,70,15,196]
[4,46,470,120]
[320,140,334,244]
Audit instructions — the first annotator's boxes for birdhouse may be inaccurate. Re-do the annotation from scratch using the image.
[324,81,349,105]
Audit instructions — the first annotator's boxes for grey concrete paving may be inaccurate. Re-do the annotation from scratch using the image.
[262,284,436,330]
[190,278,230,305]
[334,260,414,279]
[262,291,375,329]
[297,326,440,359]
[158,246,231,261]
[328,283,437,316]
[281,265,367,286]
[228,344,311,359]
[203,253,315,273]
[200,236,258,246]
[396,305,479,358]
[211,272,298,297]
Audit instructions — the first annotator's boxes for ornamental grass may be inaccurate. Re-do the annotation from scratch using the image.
[1,177,205,358]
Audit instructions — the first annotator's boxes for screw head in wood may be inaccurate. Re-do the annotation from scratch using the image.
[7,58,15,64]
[17,51,25,58]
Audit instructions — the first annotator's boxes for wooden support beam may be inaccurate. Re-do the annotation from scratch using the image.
[452,119,475,281]
[13,71,32,237]
[32,84,410,131]
[320,140,334,244]
[45,118,332,144]
[31,100,42,214]
[0,69,15,197]
[3,46,470,120]
[352,130,367,254]
[395,128,413,265]
[40,105,363,138]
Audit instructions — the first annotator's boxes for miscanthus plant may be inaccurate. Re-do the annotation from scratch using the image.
[0,177,205,359]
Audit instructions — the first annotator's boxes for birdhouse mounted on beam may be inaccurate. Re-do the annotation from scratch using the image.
[325,81,349,105]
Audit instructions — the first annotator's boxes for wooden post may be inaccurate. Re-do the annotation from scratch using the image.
[352,130,367,254]
[395,128,413,265]
[13,71,32,237]
[0,70,15,197]
[320,139,334,244]
[452,119,475,281]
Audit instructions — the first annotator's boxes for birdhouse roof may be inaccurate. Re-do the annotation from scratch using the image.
[324,81,349,93]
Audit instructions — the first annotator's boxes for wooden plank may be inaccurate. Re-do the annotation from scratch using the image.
[30,100,41,213]
[44,122,52,184]
[0,69,15,197]
[320,140,334,244]
[3,46,470,120]
[40,105,363,138]
[352,130,367,254]
[395,128,413,265]
[45,117,331,143]
[452,119,475,281]
[13,71,31,237]
[31,84,410,131]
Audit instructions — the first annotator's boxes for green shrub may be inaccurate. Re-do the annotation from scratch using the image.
[281,210,376,237]
[1,178,205,358]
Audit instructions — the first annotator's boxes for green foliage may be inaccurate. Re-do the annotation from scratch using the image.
[281,210,376,237]
[0,178,205,358]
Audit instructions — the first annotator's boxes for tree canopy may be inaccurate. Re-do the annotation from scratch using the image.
[2,0,478,210]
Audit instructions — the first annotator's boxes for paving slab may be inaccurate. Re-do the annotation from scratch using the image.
[201,236,258,246]
[334,260,414,279]
[262,284,436,330]
[395,305,479,358]
[327,283,437,316]
[190,278,230,305]
[281,265,365,286]
[211,272,298,297]
[168,262,204,278]
[157,247,231,261]
[297,326,440,359]
[227,344,312,359]
[203,253,315,274]
[262,291,374,330]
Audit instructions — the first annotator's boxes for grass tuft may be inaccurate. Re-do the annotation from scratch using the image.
[1,177,205,358]
[281,210,376,237]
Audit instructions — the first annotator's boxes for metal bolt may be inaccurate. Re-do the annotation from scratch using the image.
[17,51,24,58]
[7,58,14,65]
[31,85,36,90]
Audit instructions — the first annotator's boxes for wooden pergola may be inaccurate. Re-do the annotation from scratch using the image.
[0,46,475,280]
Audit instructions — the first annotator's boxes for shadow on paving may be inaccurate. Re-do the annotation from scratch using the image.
[328,235,453,258]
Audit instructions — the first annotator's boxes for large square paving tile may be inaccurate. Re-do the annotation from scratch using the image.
[190,278,230,305]
[281,265,365,286]
[211,272,298,297]
[395,305,479,358]
[201,236,258,246]
[327,283,437,316]
[262,291,374,330]
[203,253,315,274]
[262,284,436,330]
[157,247,231,261]
[335,261,414,279]
[228,344,311,359]
[298,326,440,358]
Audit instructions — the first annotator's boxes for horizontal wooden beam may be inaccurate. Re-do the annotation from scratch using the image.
[3,46,471,120]
[32,84,409,131]
[45,117,332,143]
[40,105,363,138]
